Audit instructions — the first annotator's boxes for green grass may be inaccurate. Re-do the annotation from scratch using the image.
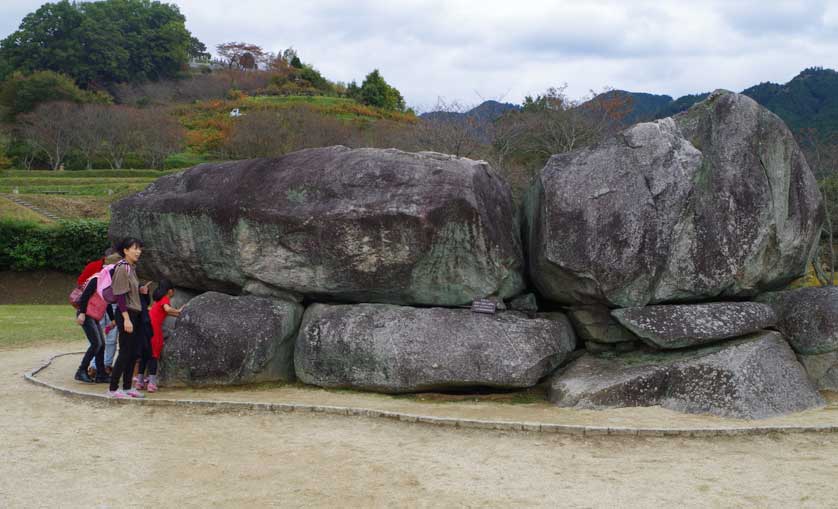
[0,169,177,178]
[0,196,53,224]
[0,305,83,349]
[244,95,352,107]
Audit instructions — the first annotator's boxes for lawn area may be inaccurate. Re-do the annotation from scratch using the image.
[0,305,83,349]
[0,169,174,220]
[0,196,53,224]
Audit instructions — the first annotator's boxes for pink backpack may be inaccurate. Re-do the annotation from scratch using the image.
[96,259,131,303]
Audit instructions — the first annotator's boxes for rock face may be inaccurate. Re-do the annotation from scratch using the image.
[611,302,776,349]
[160,292,303,386]
[797,352,838,391]
[161,287,201,339]
[567,305,639,344]
[548,331,823,419]
[757,286,838,354]
[524,91,823,307]
[110,146,524,307]
[295,303,577,393]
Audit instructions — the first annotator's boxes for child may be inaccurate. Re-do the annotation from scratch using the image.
[143,279,182,392]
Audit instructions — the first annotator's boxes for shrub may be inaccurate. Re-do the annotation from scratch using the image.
[0,219,110,273]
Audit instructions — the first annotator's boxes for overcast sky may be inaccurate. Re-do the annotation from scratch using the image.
[1,0,837,111]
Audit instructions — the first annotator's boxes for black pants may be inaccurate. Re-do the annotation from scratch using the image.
[140,358,158,377]
[79,315,105,373]
[109,311,140,391]
[136,330,151,376]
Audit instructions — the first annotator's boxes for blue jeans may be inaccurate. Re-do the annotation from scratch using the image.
[91,307,118,370]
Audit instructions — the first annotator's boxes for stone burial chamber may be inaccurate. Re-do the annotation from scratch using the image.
[110,91,832,419]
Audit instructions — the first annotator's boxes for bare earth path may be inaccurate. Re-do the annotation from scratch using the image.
[3,342,838,508]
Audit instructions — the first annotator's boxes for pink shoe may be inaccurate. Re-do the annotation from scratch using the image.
[133,376,145,390]
[125,388,145,398]
[106,390,128,399]
[146,382,158,393]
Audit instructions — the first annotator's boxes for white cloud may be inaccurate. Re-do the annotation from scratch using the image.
[1,0,837,107]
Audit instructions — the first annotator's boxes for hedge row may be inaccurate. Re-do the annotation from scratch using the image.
[0,219,110,273]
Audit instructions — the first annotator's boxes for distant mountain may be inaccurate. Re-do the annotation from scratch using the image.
[422,67,838,139]
[593,90,674,125]
[420,100,519,123]
[741,67,838,134]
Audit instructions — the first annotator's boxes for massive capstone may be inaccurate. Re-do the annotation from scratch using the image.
[524,90,824,307]
[110,146,524,306]
[295,303,577,393]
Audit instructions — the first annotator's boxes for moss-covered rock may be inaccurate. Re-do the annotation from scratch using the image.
[548,331,823,419]
[294,303,576,393]
[110,146,524,306]
[525,91,824,307]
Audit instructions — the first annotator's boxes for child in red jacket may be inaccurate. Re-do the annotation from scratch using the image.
[145,279,182,392]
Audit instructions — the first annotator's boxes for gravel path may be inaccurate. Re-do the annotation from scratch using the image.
[3,342,838,508]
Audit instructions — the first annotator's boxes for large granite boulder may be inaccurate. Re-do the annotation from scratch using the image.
[548,331,823,419]
[611,302,776,349]
[756,286,838,354]
[160,292,303,386]
[110,146,524,306]
[797,352,838,391]
[524,91,823,307]
[295,303,577,393]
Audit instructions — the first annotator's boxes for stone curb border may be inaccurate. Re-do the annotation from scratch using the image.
[24,352,838,438]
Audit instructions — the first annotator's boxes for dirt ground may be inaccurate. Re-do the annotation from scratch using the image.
[3,343,838,508]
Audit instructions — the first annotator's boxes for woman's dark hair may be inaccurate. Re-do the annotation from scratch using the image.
[153,278,174,301]
[117,237,144,258]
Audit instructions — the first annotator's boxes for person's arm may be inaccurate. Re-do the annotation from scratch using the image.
[75,278,97,324]
[162,303,182,317]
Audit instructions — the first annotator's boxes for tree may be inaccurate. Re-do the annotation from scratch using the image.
[0,70,109,120]
[17,101,77,170]
[216,42,266,70]
[358,70,405,111]
[189,36,210,61]
[134,107,184,169]
[414,99,483,158]
[800,128,837,285]
[0,0,199,86]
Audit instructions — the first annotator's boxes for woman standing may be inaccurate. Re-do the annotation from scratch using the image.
[107,237,148,399]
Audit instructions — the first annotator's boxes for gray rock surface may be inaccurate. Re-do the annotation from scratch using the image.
[797,352,838,391]
[611,302,777,349]
[548,331,823,419]
[508,293,539,313]
[567,305,639,344]
[524,91,824,307]
[161,287,201,339]
[757,286,838,354]
[110,146,524,306]
[294,303,577,393]
[161,292,303,386]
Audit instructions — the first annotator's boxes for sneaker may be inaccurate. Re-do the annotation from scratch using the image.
[94,375,110,384]
[75,369,93,384]
[124,388,145,398]
[133,376,146,390]
[146,382,158,393]
[106,390,128,399]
